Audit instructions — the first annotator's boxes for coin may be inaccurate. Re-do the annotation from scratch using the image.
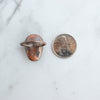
[52,34,77,58]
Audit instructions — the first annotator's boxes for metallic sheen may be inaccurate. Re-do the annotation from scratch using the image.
[52,34,77,58]
[21,34,46,61]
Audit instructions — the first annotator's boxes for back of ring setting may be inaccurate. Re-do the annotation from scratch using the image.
[52,34,77,58]
[20,34,46,61]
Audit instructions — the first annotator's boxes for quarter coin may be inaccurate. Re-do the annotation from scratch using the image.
[52,34,77,58]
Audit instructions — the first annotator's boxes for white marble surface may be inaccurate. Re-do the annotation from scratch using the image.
[0,0,100,100]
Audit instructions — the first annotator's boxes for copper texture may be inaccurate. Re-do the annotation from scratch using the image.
[52,34,77,58]
[21,34,46,61]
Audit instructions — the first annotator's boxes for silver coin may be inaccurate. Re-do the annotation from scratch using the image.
[52,34,77,58]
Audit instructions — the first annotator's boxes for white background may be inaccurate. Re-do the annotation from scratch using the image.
[0,0,100,100]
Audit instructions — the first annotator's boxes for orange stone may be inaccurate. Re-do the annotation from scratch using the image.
[21,34,46,61]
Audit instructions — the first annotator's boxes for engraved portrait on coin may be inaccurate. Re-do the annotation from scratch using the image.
[52,34,77,58]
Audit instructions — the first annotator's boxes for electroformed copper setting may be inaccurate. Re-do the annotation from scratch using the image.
[52,34,77,58]
[21,34,46,61]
